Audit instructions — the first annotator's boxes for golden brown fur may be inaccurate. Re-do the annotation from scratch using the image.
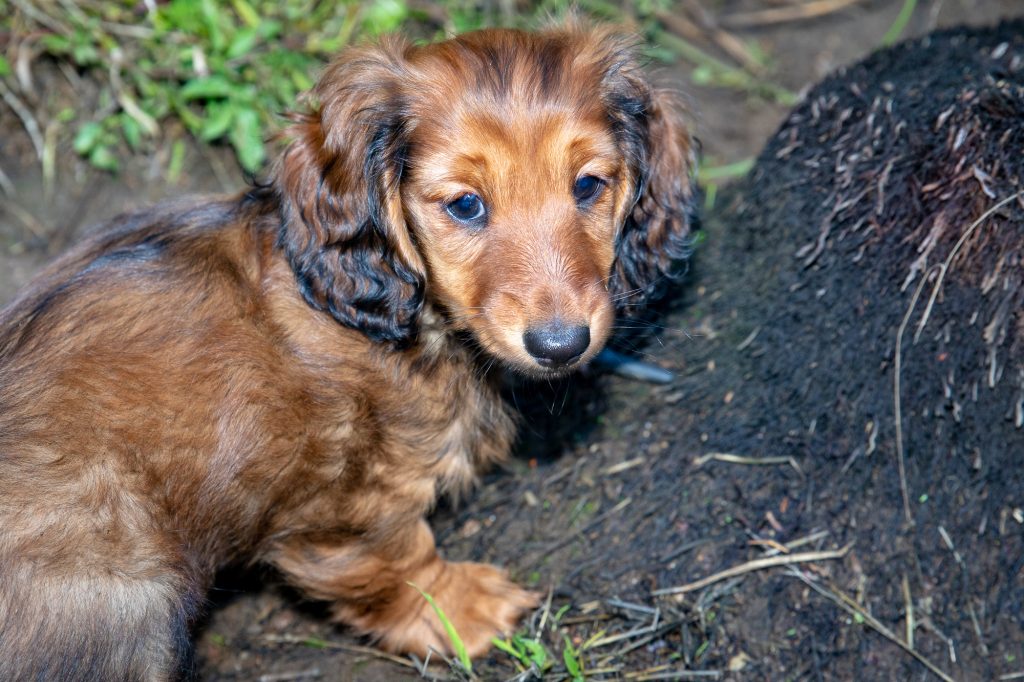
[0,22,695,680]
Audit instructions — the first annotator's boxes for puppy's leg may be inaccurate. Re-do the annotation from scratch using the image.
[268,520,537,658]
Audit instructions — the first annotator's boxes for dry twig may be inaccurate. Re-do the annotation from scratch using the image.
[722,0,867,28]
[625,669,722,680]
[787,569,956,682]
[693,452,803,475]
[902,573,915,650]
[653,544,852,596]
[0,79,44,161]
[257,669,321,682]
[661,4,764,74]
[892,264,933,527]
[0,164,14,196]
[261,634,417,669]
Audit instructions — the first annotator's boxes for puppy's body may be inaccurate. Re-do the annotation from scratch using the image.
[0,201,517,677]
[0,24,694,680]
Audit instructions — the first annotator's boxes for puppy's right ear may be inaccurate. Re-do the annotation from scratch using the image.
[276,37,425,347]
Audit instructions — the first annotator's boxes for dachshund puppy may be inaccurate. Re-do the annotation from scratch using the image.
[0,22,695,680]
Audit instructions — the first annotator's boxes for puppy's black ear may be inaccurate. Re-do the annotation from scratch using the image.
[276,37,425,347]
[599,38,698,312]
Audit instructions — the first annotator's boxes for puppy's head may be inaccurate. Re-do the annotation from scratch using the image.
[277,23,696,375]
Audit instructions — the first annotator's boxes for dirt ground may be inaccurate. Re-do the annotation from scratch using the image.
[2,2,1023,681]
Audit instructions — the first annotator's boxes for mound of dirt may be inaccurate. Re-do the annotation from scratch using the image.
[630,18,1024,680]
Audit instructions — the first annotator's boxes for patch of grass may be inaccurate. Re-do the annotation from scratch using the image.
[492,633,552,673]
[492,601,593,680]
[1,0,801,177]
[1,0,344,172]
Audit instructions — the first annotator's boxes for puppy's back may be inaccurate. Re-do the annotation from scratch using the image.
[0,197,276,681]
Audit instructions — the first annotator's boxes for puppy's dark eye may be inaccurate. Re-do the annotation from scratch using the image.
[573,175,604,204]
[445,194,486,224]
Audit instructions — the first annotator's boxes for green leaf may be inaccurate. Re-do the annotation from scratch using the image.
[180,75,235,100]
[408,583,472,674]
[226,27,260,59]
[167,139,186,183]
[449,9,485,34]
[200,0,226,52]
[172,97,204,134]
[200,102,235,141]
[88,145,119,172]
[699,158,754,182]
[156,0,206,36]
[257,19,283,41]
[121,114,142,150]
[0,56,10,77]
[492,637,531,666]
[515,635,549,669]
[72,41,100,67]
[228,107,265,172]
[290,69,314,93]
[73,122,104,155]
[362,0,408,35]
[231,0,261,28]
[40,34,72,54]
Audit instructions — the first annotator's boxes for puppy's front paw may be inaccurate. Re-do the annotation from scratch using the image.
[441,562,539,657]
[378,561,539,659]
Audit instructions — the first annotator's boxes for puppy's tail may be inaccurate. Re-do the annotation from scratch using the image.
[0,563,196,682]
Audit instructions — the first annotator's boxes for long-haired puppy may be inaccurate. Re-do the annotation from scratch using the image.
[0,21,695,680]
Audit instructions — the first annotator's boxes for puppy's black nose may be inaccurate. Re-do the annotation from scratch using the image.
[523,324,590,368]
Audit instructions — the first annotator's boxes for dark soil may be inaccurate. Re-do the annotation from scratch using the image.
[628,19,1024,681]
[3,4,1024,682]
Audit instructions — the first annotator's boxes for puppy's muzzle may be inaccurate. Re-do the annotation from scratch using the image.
[522,322,591,369]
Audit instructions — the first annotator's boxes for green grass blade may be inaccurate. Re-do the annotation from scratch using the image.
[408,582,472,674]
[700,158,755,182]
[883,0,918,46]
[563,633,584,680]
[491,637,530,667]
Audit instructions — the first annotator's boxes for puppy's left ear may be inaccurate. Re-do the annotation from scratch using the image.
[605,59,699,312]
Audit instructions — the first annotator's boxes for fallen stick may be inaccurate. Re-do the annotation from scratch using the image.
[787,569,956,682]
[722,0,866,28]
[653,544,852,596]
